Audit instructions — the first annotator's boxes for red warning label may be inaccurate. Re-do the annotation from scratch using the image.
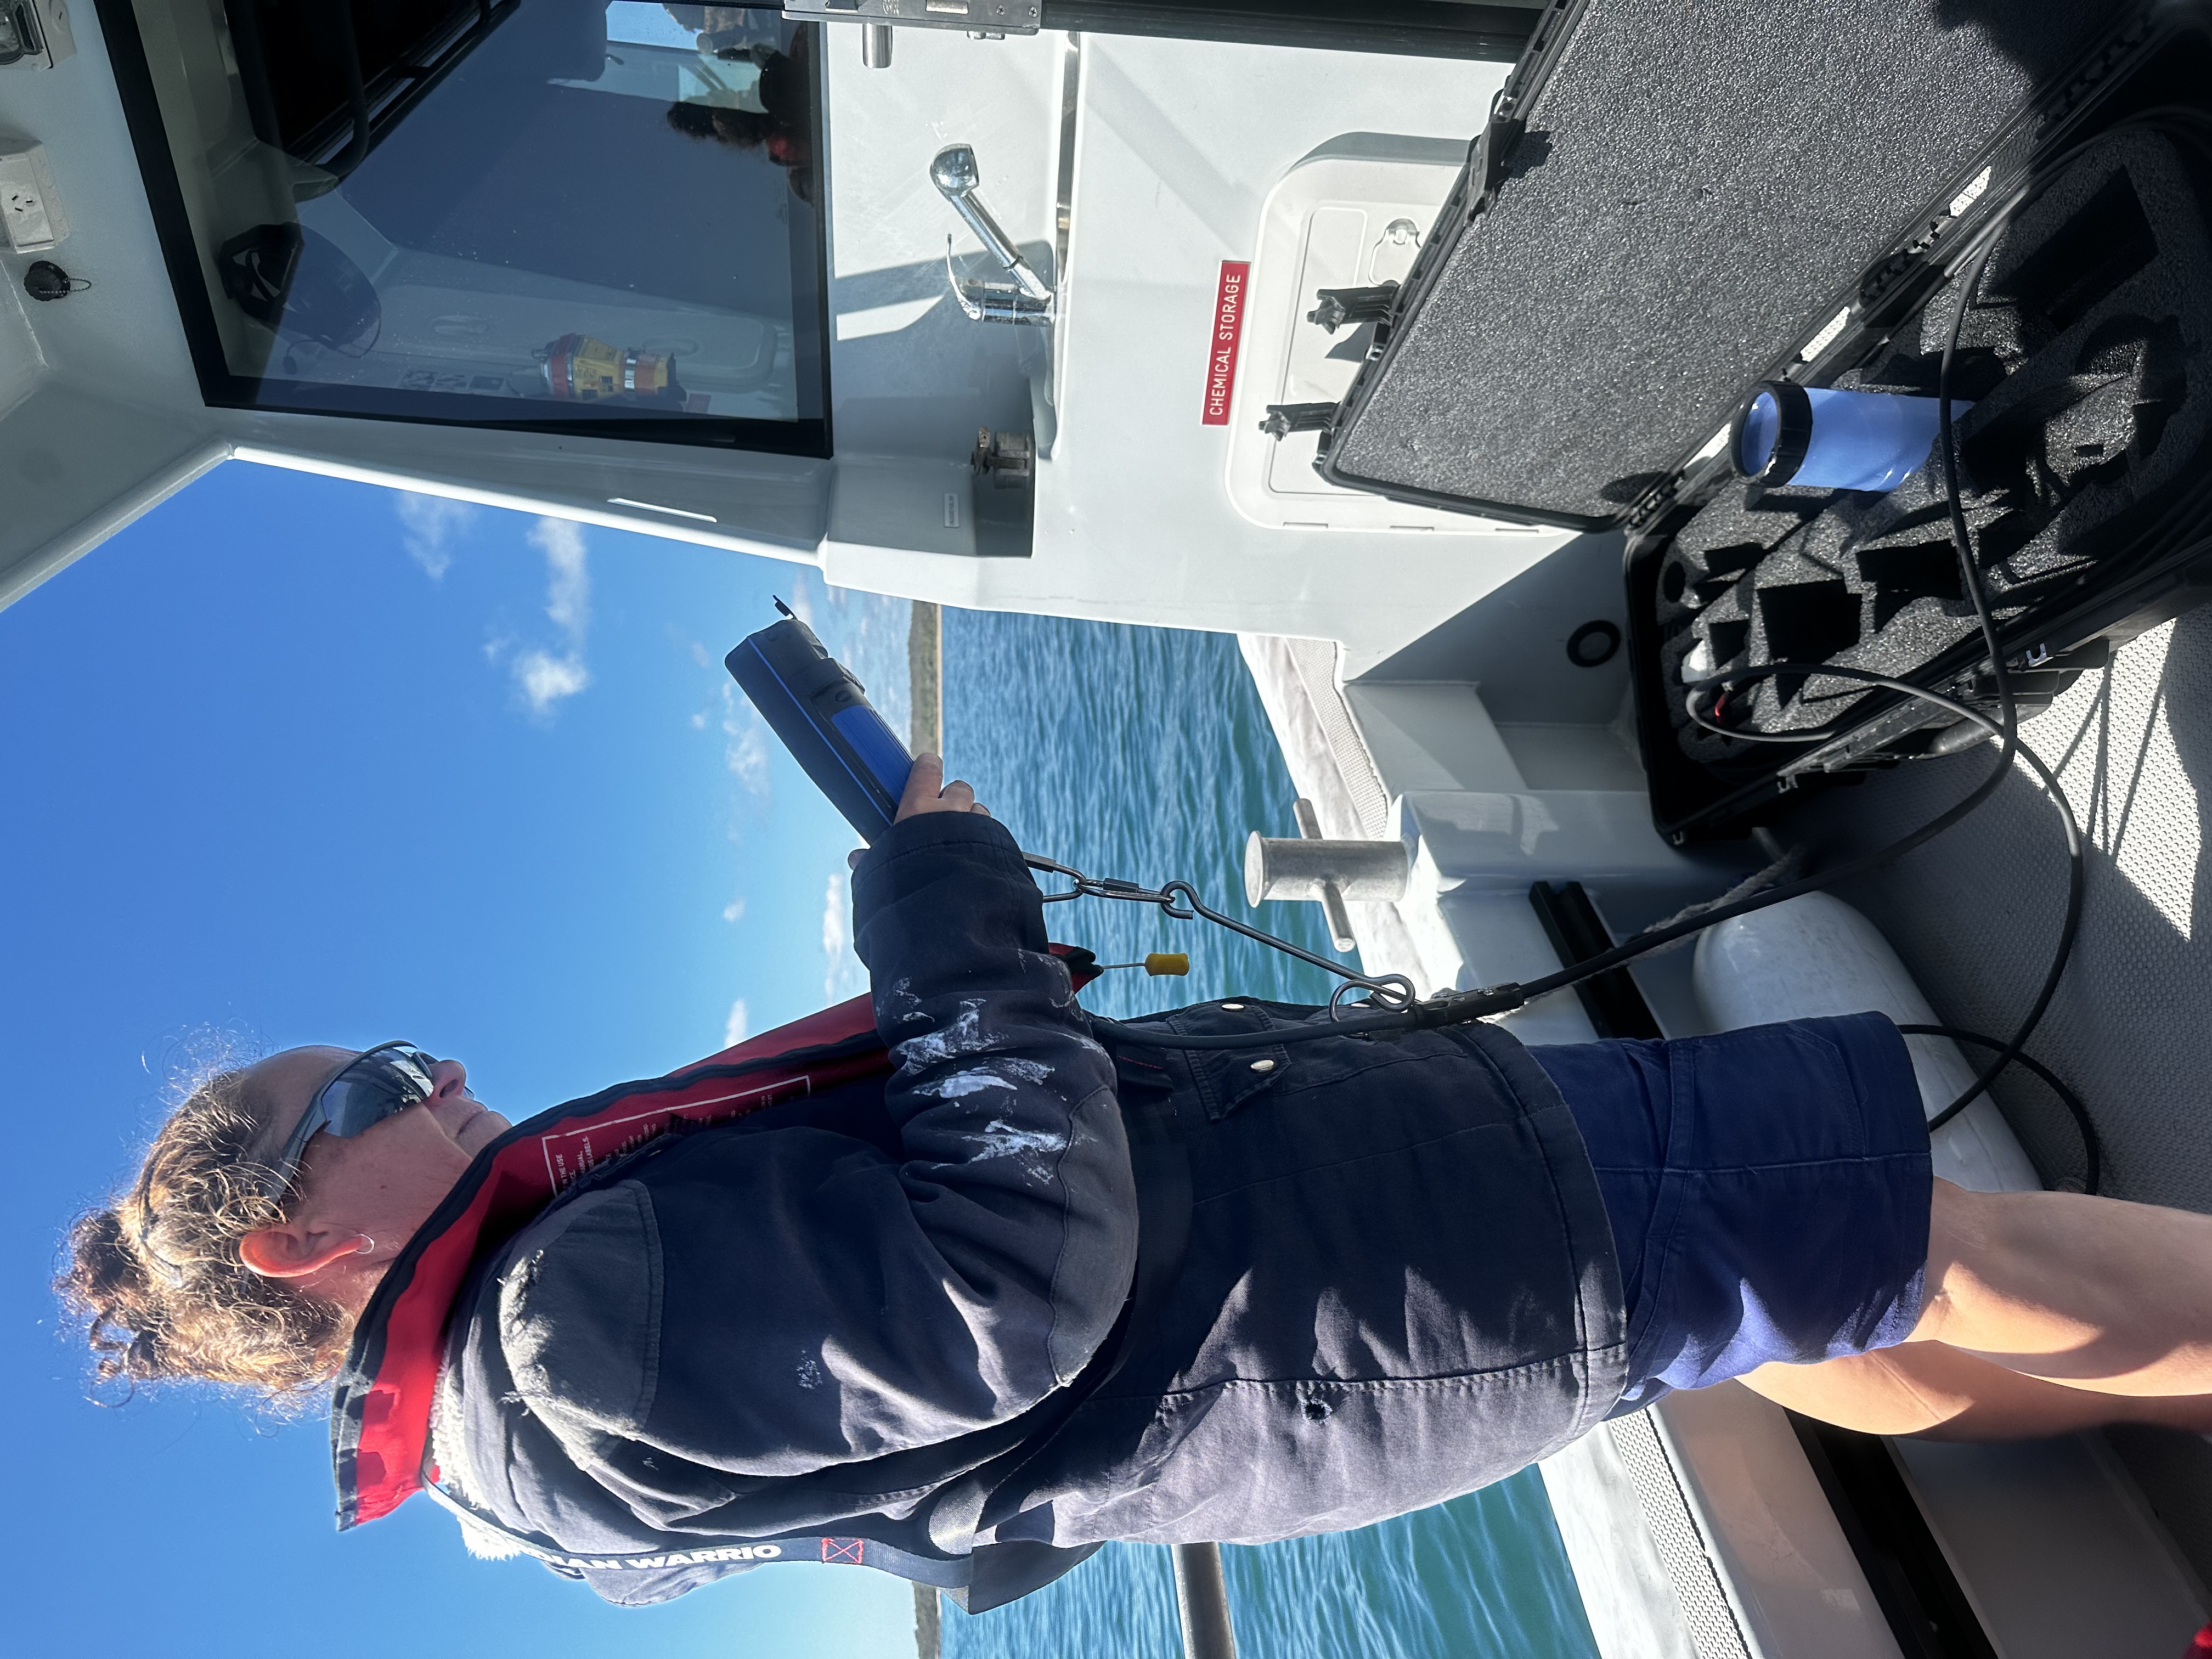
[1200,261,1251,426]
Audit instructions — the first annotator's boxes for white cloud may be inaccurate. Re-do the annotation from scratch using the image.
[822,872,850,1001]
[394,493,476,579]
[531,517,591,644]
[721,684,772,796]
[721,897,747,924]
[785,575,815,628]
[723,998,750,1048]
[500,518,593,718]
[513,649,589,713]
[822,872,846,958]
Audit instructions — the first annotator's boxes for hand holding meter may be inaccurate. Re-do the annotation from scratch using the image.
[725,601,915,843]
[724,603,1418,1013]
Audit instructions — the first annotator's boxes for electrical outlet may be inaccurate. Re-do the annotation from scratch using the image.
[0,143,64,251]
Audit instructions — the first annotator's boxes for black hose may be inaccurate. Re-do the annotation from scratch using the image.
[1095,682,2057,1054]
[1682,658,2085,1133]
[1090,693,2051,1052]
[1672,110,2212,1136]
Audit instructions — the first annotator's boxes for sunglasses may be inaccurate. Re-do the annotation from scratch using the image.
[259,1041,442,1203]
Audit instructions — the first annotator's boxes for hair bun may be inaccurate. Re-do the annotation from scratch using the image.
[54,1065,351,1400]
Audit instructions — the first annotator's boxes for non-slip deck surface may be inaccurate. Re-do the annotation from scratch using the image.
[1780,613,2212,1580]
[1328,0,2115,520]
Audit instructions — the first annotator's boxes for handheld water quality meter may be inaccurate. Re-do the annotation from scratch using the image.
[725,601,916,843]
[726,606,1364,1004]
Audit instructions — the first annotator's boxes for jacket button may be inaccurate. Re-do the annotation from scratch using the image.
[1249,1058,1277,1073]
[1222,1002,1245,1011]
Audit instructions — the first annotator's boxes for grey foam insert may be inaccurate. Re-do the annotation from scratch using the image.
[1656,128,2212,763]
[1327,0,2114,522]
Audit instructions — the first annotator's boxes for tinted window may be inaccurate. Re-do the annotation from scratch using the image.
[127,1,827,449]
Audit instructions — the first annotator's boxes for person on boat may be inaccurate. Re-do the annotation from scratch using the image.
[58,758,2212,1610]
[663,33,814,190]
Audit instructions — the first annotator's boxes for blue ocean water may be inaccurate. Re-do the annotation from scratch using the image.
[939,610,1598,1659]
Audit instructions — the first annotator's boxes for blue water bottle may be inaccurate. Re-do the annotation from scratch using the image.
[1733,380,1970,493]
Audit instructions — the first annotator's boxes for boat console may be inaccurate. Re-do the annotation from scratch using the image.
[0,1,1562,669]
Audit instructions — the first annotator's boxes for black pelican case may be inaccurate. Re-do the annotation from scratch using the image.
[1307,0,2212,842]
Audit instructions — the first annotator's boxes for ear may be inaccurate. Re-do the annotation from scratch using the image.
[239,1222,371,1280]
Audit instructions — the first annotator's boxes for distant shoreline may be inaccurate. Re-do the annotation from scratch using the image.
[910,602,943,756]
[913,1582,942,1659]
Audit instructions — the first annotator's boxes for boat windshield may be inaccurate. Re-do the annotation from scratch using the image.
[116,1,827,451]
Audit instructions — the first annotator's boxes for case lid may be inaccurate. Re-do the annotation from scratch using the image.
[1318,0,2129,529]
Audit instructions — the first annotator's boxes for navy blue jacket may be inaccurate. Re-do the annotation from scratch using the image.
[426,811,1626,1607]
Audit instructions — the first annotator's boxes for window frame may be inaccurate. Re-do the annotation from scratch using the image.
[94,0,835,458]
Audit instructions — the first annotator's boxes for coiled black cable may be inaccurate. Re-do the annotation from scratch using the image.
[1681,660,2083,1135]
[1685,114,2209,1135]
[1091,653,2071,1055]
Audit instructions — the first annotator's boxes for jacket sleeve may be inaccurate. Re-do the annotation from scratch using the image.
[855,808,1137,1385]
[492,810,1136,1483]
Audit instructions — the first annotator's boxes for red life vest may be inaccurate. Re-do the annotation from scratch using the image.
[331,951,1099,1532]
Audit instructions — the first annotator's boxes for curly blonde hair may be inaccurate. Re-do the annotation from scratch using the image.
[57,1063,352,1400]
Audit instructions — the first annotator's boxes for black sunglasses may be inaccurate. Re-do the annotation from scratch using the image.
[259,1041,442,1203]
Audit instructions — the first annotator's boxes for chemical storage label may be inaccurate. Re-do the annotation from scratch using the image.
[1201,261,1251,426]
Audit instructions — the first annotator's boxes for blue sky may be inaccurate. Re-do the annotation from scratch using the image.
[1,464,917,1657]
